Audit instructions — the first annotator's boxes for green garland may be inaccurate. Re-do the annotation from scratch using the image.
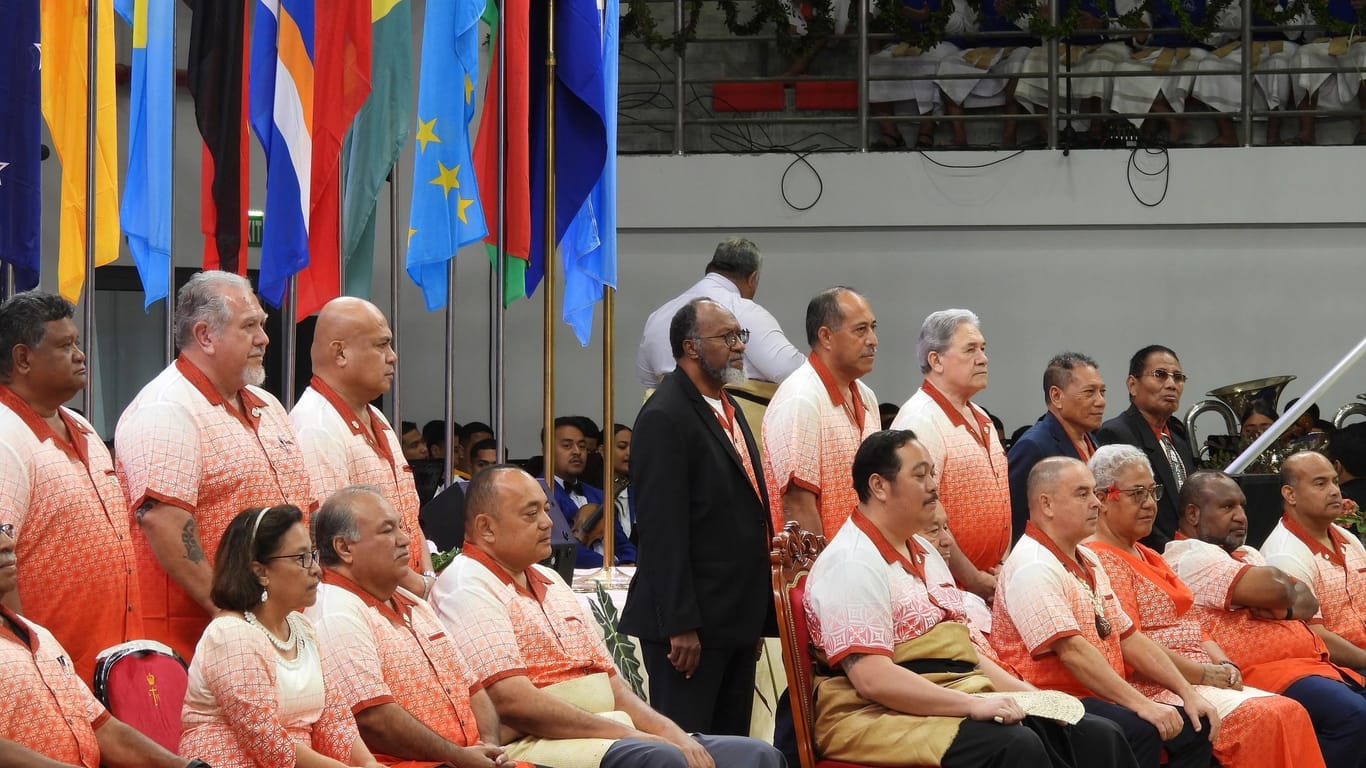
[620,0,1364,58]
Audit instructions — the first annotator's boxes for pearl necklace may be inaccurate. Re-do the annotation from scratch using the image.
[244,610,303,654]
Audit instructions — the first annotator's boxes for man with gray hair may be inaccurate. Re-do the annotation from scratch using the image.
[891,309,1009,600]
[115,270,313,662]
[636,237,803,389]
[1007,352,1108,542]
[307,485,509,767]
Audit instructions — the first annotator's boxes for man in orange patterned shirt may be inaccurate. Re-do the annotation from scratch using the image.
[762,287,880,540]
[891,308,1009,600]
[116,271,314,662]
[1260,451,1366,673]
[0,292,140,685]
[0,525,202,768]
[434,466,784,768]
[307,486,510,768]
[291,297,434,599]
[1167,470,1366,768]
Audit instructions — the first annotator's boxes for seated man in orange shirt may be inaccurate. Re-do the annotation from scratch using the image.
[0,524,205,768]
[433,465,784,768]
[1166,470,1366,768]
[306,486,512,768]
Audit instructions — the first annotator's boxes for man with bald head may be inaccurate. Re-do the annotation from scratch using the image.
[992,457,1217,767]
[620,298,773,735]
[1165,470,1366,768]
[291,296,434,599]
[117,270,313,661]
[1260,451,1366,673]
[434,465,784,768]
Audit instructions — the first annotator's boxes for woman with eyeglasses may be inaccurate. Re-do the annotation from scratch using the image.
[1085,445,1324,768]
[180,506,381,768]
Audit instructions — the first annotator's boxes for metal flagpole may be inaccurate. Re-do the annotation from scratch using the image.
[387,168,402,428]
[165,5,177,364]
[82,0,99,419]
[2,266,13,300]
[542,0,557,496]
[283,278,297,409]
[596,286,623,585]
[493,0,508,459]
[443,259,457,485]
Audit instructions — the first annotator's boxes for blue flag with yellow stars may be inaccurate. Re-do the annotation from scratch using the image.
[406,0,487,312]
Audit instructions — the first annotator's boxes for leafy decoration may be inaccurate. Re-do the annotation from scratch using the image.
[432,548,460,573]
[588,581,647,700]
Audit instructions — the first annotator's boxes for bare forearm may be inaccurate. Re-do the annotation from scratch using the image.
[608,676,688,743]
[486,677,637,741]
[1122,633,1198,700]
[1310,625,1366,670]
[1290,582,1320,619]
[470,690,502,745]
[845,654,981,717]
[781,488,822,537]
[398,568,429,600]
[95,720,186,768]
[136,503,214,613]
[355,703,465,765]
[976,653,1035,692]
[1053,636,1153,712]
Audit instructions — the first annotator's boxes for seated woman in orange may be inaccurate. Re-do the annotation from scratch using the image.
[180,505,381,768]
[1085,445,1324,768]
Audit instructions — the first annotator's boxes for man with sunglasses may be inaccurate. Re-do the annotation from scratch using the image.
[1098,345,1198,550]
[619,298,774,736]
[991,457,1218,767]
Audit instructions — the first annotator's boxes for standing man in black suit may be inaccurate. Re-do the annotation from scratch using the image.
[1096,345,1197,551]
[620,297,775,737]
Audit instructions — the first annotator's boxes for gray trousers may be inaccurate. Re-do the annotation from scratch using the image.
[600,733,786,768]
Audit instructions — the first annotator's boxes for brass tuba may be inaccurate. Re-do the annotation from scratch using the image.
[1335,394,1366,429]
[1183,375,1296,457]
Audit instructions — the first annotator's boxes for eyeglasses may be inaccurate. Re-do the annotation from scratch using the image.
[0,523,13,539]
[261,549,320,570]
[1145,369,1189,384]
[1098,484,1165,503]
[693,329,750,350]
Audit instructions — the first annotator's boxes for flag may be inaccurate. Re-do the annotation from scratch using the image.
[250,0,315,308]
[473,0,531,306]
[525,0,608,300]
[40,0,120,303]
[406,0,487,312]
[115,0,174,309]
[341,0,412,299]
[185,0,249,275]
[561,0,618,345]
[295,0,370,321]
[0,0,41,293]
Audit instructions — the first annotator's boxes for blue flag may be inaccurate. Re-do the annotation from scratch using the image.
[526,0,608,300]
[561,0,618,346]
[0,0,42,294]
[115,0,174,309]
[406,0,487,312]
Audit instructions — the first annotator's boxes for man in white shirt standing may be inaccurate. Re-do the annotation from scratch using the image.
[636,237,804,389]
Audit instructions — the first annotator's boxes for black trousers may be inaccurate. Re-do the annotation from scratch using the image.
[942,713,1138,768]
[639,639,757,736]
[1081,697,1213,768]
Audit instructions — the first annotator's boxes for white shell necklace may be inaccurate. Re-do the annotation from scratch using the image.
[244,610,304,654]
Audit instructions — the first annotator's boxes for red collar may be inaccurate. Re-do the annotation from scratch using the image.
[308,375,396,464]
[0,605,33,650]
[921,379,993,452]
[175,355,268,431]
[461,543,556,603]
[321,570,418,628]
[0,385,91,465]
[1149,420,1171,442]
[1281,514,1351,568]
[1024,521,1098,589]
[850,507,929,581]
[809,353,866,429]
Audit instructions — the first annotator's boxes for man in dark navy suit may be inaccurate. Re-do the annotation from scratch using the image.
[1007,352,1107,541]
[542,417,635,568]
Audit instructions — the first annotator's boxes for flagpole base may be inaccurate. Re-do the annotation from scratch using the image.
[571,565,633,592]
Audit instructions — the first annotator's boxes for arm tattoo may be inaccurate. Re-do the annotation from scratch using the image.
[840,653,867,675]
[181,518,206,564]
[133,498,156,526]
